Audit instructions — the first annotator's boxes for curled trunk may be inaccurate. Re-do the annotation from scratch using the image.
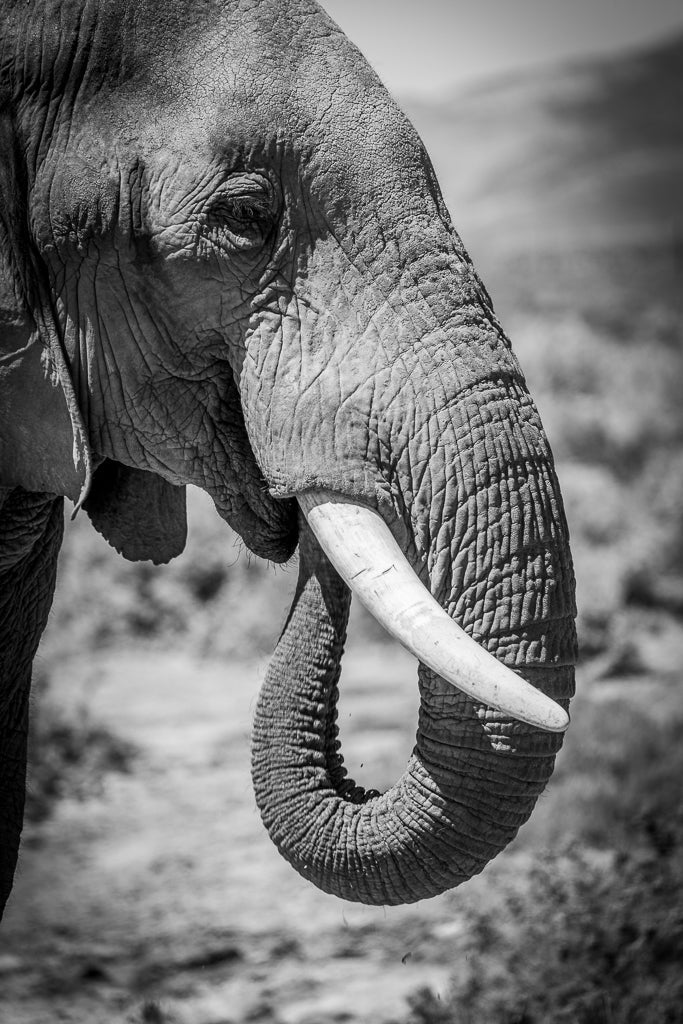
[253,516,574,905]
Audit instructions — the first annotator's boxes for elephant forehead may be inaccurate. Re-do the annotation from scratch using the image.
[4,0,303,118]
[124,0,421,185]
[199,14,423,184]
[8,0,428,209]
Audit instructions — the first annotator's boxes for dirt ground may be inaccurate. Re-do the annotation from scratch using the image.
[1,644,476,1024]
[2,614,682,1024]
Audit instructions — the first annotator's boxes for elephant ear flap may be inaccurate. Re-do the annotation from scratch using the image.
[0,260,88,502]
[84,460,187,565]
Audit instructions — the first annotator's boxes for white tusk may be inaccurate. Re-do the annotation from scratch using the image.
[297,491,569,734]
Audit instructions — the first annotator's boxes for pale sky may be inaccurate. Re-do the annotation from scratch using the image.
[318,0,683,97]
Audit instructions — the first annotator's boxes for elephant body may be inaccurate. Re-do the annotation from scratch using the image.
[0,0,577,916]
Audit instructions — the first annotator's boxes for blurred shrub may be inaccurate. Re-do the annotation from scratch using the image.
[43,488,296,661]
[511,308,683,478]
[407,826,683,1024]
[26,667,137,822]
[402,679,683,1024]
[43,485,389,663]
[518,688,683,853]
[509,307,683,658]
[405,707,683,1024]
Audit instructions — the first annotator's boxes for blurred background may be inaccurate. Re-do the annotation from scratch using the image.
[2,2,682,1022]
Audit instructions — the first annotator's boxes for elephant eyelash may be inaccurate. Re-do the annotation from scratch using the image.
[205,193,272,231]
[228,197,267,222]
[199,192,274,253]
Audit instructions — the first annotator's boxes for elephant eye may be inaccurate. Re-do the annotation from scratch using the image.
[203,182,275,251]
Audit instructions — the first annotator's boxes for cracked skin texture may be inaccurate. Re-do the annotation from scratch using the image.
[0,0,577,912]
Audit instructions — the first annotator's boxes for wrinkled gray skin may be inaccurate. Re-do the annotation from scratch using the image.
[0,0,577,915]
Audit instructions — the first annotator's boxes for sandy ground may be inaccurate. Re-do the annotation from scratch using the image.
[1,645,471,1024]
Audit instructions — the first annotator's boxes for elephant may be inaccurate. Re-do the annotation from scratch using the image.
[0,0,577,916]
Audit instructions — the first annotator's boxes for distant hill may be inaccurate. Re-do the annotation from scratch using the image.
[401,31,683,318]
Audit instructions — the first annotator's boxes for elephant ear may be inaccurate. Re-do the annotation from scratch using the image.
[0,112,89,503]
[0,255,88,502]
[0,257,185,562]
[83,460,187,565]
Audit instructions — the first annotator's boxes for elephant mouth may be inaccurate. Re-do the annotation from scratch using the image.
[217,484,299,565]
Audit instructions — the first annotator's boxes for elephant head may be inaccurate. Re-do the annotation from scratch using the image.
[0,0,577,913]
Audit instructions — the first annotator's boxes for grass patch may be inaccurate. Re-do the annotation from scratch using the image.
[406,828,683,1024]
[401,681,683,1024]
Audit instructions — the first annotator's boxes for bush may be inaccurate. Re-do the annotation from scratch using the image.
[42,487,297,660]
[526,689,683,853]
[403,688,683,1024]
[26,668,137,822]
[407,822,683,1024]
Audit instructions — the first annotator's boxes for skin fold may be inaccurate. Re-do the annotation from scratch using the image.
[0,0,577,915]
